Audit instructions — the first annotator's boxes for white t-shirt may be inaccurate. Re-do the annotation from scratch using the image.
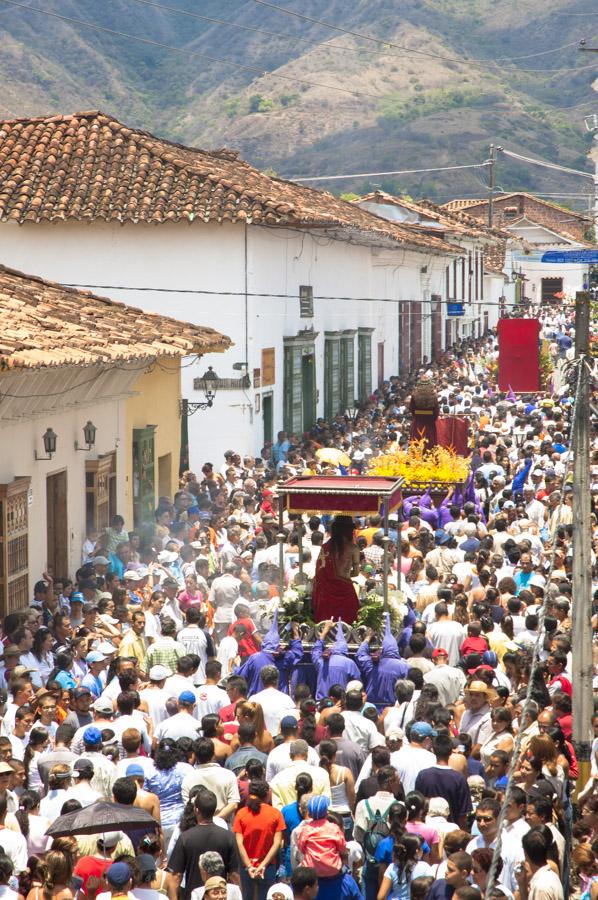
[391,744,437,794]
[265,741,319,781]
[0,827,28,873]
[139,687,172,725]
[216,636,238,677]
[528,865,564,900]
[342,710,386,754]
[427,619,466,666]
[194,684,229,720]
[155,712,201,742]
[250,688,295,735]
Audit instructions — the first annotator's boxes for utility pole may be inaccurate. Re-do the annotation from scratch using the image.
[487,143,495,228]
[572,290,593,791]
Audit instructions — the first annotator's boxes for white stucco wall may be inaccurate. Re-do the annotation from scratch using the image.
[0,397,126,594]
[0,219,473,467]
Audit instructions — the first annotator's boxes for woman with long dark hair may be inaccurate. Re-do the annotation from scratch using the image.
[15,791,51,857]
[280,773,312,878]
[377,833,432,899]
[404,792,440,864]
[232,781,285,900]
[318,739,355,836]
[31,629,55,685]
[312,515,360,623]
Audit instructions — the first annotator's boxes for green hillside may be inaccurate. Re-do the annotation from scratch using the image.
[0,0,597,205]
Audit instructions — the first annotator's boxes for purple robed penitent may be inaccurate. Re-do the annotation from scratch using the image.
[235,609,303,695]
[311,619,361,701]
[357,613,409,707]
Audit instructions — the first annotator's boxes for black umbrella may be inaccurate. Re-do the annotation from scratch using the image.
[46,801,157,837]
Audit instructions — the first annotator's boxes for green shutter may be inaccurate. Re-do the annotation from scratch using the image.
[325,340,341,420]
[284,346,303,433]
[340,337,355,409]
[358,333,372,402]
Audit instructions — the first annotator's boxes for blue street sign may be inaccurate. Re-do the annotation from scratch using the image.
[447,302,464,316]
[541,250,598,264]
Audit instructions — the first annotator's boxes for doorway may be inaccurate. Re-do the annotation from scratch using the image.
[302,353,316,430]
[262,393,273,446]
[46,471,68,579]
[158,453,172,500]
[377,342,385,389]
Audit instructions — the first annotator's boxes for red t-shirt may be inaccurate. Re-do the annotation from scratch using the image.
[460,636,489,657]
[227,618,260,658]
[219,701,239,724]
[74,856,112,895]
[232,803,285,865]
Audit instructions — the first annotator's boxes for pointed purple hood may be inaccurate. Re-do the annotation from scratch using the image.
[262,608,280,652]
[331,618,349,655]
[381,612,399,659]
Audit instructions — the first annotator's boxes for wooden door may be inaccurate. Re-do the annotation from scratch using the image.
[46,471,68,580]
[301,352,316,430]
[377,342,385,389]
[132,427,156,529]
[262,393,273,446]
[0,477,30,617]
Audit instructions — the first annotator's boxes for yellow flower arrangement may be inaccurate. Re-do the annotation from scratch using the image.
[367,440,470,486]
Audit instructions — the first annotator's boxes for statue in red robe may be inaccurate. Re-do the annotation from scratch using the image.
[409,379,439,448]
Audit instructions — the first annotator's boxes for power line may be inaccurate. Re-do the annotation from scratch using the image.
[289,163,489,183]
[250,0,598,73]
[61,284,577,309]
[499,147,595,180]
[0,0,382,100]
[123,0,389,59]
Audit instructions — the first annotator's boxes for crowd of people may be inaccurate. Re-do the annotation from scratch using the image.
[0,311,589,900]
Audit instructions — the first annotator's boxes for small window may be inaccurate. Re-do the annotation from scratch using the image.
[503,206,518,220]
[299,285,313,317]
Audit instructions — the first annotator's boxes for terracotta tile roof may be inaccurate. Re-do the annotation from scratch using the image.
[0,264,231,370]
[445,192,591,222]
[0,111,458,254]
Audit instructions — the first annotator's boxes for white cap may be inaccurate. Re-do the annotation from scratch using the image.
[149,665,170,681]
[346,680,363,693]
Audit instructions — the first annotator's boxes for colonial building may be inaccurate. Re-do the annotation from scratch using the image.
[0,265,229,612]
[0,111,504,466]
[443,193,594,305]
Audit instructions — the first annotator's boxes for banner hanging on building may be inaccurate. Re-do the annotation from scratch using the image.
[497,318,541,393]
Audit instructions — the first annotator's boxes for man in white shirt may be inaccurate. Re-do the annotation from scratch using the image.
[341,691,386,754]
[460,681,495,747]
[517,827,564,900]
[426,602,466,666]
[250,665,295,735]
[63,759,102,807]
[523,486,547,529]
[390,721,437,794]
[194,660,229,720]
[154,692,201,743]
[265,716,319,781]
[139,665,172,726]
[423,649,466,706]
[181,737,240,821]
[208,565,242,642]
[176,607,210,683]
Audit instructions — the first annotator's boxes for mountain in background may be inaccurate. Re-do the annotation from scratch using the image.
[1,0,597,208]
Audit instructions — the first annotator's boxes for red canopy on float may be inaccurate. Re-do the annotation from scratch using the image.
[277,475,404,516]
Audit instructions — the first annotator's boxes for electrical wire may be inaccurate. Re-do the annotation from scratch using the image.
[499,147,596,180]
[60,284,579,309]
[0,359,156,400]
[0,0,383,101]
[484,355,583,899]
[289,163,489,182]
[250,0,598,72]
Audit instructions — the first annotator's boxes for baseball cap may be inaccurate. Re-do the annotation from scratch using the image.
[503,500,515,509]
[72,760,94,779]
[1,645,21,658]
[125,763,145,778]
[83,726,102,746]
[85,651,105,664]
[123,570,142,581]
[280,716,299,731]
[307,795,330,819]
[99,831,124,849]
[93,697,113,715]
[178,691,196,705]
[0,763,13,775]
[431,648,448,659]
[149,665,170,682]
[69,592,85,604]
[97,642,117,655]
[92,557,110,566]
[106,863,132,888]
[138,855,157,878]
[203,878,227,893]
[410,722,437,740]
[73,687,92,700]
[346,680,363,693]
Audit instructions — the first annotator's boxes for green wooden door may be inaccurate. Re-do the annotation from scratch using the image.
[302,352,316,430]
[324,339,341,421]
[340,337,355,410]
[283,347,303,434]
[262,393,273,445]
[132,426,156,529]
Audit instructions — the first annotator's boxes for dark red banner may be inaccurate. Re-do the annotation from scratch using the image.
[497,318,540,393]
[437,416,470,456]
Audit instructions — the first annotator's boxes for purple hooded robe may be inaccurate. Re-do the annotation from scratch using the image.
[235,609,303,695]
[311,619,360,701]
[357,613,409,707]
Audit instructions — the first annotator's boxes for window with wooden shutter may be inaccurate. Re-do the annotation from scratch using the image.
[431,295,442,361]
[324,337,341,420]
[399,301,410,377]
[85,453,115,534]
[283,346,303,433]
[299,286,313,318]
[261,348,275,386]
[340,333,355,410]
[0,477,30,617]
[357,330,373,401]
